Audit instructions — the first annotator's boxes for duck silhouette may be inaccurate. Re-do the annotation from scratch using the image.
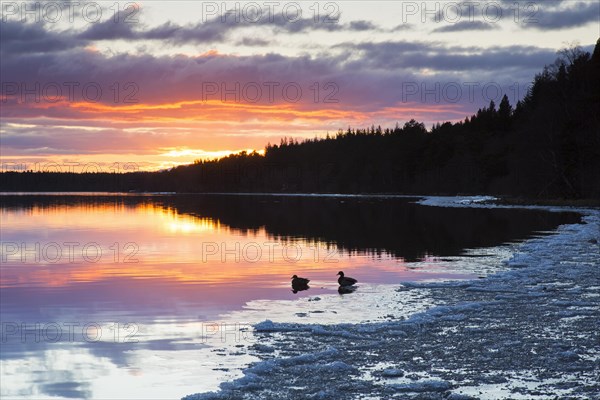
[337,271,357,287]
[291,275,310,293]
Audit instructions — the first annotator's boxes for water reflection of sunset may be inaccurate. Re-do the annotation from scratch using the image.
[1,201,413,290]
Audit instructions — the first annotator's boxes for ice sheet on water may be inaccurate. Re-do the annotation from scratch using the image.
[418,195,498,208]
[225,283,436,326]
[184,201,600,400]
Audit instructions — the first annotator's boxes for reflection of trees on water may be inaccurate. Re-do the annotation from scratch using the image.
[1,194,581,262]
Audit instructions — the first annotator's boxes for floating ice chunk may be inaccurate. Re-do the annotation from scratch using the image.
[251,344,275,353]
[391,379,451,392]
[253,319,278,332]
[417,196,497,208]
[557,351,579,361]
[317,361,357,373]
[400,280,471,289]
[439,313,467,321]
[381,368,404,377]
[447,393,478,400]
[253,320,303,332]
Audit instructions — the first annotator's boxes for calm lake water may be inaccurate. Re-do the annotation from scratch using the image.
[0,193,580,399]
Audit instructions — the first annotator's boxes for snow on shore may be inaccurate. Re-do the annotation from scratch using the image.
[184,201,599,400]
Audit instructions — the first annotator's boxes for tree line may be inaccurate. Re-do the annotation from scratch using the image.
[2,41,599,199]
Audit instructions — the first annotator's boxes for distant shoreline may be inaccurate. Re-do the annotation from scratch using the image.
[1,191,598,207]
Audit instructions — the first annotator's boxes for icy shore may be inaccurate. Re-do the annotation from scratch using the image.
[184,201,599,400]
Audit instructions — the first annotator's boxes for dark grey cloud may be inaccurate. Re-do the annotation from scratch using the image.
[499,0,566,7]
[77,10,139,40]
[348,20,378,31]
[390,23,414,32]
[76,9,226,43]
[236,37,272,47]
[41,381,91,399]
[334,40,425,56]
[75,10,379,45]
[2,4,373,55]
[0,21,82,54]
[0,125,150,154]
[433,20,498,33]
[231,14,377,34]
[336,41,559,72]
[527,1,600,30]
[430,1,597,30]
[143,20,226,43]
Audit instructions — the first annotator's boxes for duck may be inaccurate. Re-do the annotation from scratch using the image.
[337,271,357,287]
[291,275,310,293]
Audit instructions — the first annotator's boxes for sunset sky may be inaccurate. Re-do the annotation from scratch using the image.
[1,0,598,171]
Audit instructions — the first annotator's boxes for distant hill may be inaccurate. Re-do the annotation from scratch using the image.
[2,40,599,199]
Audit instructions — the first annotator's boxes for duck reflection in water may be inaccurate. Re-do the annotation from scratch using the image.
[337,285,357,295]
[291,275,310,293]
